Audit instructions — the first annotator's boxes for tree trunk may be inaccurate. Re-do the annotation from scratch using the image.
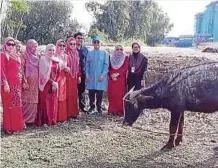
[15,13,24,39]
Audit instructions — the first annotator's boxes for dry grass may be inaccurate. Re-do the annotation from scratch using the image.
[1,47,218,168]
[1,110,218,168]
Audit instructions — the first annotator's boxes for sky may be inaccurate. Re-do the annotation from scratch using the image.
[71,0,214,37]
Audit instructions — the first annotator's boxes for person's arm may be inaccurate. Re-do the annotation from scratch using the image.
[1,53,8,86]
[142,57,148,80]
[85,52,90,79]
[101,51,109,77]
[83,47,89,75]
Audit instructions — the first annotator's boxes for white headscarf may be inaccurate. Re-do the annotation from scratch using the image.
[39,44,59,91]
[110,45,127,69]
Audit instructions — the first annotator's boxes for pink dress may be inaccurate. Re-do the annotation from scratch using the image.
[22,54,39,124]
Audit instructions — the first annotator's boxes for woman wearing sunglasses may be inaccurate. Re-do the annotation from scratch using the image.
[55,39,69,123]
[1,37,24,134]
[65,37,81,119]
[36,44,60,127]
[108,45,129,116]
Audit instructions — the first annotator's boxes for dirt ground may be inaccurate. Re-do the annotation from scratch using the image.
[1,47,218,168]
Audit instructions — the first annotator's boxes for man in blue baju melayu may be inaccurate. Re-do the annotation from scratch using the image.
[85,36,109,116]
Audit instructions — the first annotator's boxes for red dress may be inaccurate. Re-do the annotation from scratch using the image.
[1,52,24,132]
[36,61,59,127]
[108,57,129,116]
[57,69,67,122]
[66,59,80,119]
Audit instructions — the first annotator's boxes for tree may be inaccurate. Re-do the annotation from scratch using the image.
[86,0,173,45]
[1,0,29,42]
[2,0,83,44]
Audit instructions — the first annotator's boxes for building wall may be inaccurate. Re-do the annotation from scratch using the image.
[195,14,203,34]
[195,1,218,42]
[213,4,218,42]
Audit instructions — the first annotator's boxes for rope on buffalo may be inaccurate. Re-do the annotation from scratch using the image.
[133,125,218,137]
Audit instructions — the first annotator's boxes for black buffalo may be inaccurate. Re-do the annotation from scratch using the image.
[123,62,218,149]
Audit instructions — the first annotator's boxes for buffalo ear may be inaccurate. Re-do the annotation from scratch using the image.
[137,94,153,102]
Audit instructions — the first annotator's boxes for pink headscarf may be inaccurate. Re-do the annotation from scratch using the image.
[39,44,58,91]
[55,39,68,70]
[2,37,19,62]
[25,39,39,77]
[66,37,79,77]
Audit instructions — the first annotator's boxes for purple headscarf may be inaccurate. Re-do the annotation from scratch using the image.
[25,39,39,77]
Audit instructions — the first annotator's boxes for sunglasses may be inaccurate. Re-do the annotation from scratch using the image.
[93,41,100,44]
[116,48,123,51]
[58,44,65,47]
[6,43,16,46]
[77,37,83,40]
[70,43,76,46]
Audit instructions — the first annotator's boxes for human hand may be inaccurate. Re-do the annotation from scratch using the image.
[4,83,10,93]
[99,75,104,82]
[65,67,70,73]
[78,77,81,84]
[23,82,29,90]
[52,82,58,91]
[86,76,89,83]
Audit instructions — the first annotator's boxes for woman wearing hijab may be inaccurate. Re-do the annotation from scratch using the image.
[15,40,22,55]
[1,37,24,134]
[22,39,39,125]
[55,39,70,122]
[108,45,129,116]
[127,42,148,91]
[66,37,81,119]
[36,44,60,127]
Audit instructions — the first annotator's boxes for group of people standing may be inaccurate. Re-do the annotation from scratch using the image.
[1,33,148,134]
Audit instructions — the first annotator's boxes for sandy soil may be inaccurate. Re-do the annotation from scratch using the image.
[1,47,218,168]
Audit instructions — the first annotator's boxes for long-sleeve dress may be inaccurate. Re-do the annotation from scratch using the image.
[22,55,39,124]
[1,52,24,132]
[127,53,148,91]
[108,57,129,116]
[57,55,68,122]
[36,61,59,127]
[66,56,80,119]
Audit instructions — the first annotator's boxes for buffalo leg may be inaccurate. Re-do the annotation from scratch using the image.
[175,112,184,146]
[162,111,182,150]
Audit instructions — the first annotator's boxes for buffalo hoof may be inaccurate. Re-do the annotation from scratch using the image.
[161,143,175,151]
[175,138,183,146]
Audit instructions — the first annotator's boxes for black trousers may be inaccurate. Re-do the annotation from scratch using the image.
[127,75,142,91]
[78,74,86,109]
[88,90,104,112]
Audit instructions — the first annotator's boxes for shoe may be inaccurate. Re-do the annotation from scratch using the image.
[88,108,96,114]
[80,108,88,113]
[98,111,103,117]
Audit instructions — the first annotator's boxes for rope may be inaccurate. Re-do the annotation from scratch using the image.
[133,126,218,136]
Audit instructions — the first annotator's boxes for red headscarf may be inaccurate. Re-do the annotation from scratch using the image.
[55,39,68,70]
[2,37,19,62]
[66,37,79,77]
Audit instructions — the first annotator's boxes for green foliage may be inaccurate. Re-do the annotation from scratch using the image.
[10,0,29,13]
[2,0,82,44]
[86,0,174,46]
[1,0,29,41]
